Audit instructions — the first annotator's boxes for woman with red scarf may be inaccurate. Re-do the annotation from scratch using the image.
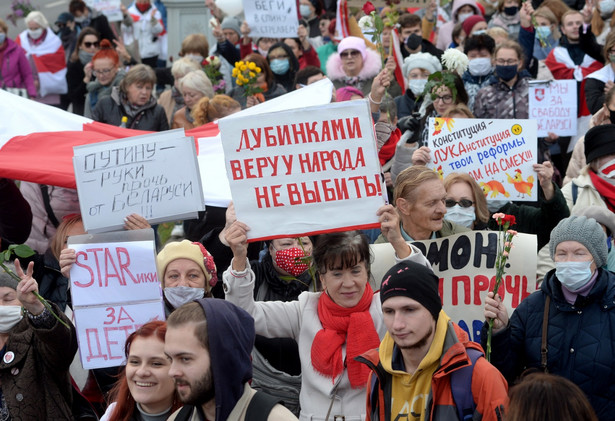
[223,204,430,421]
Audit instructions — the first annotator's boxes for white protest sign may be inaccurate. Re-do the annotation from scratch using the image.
[370,231,537,344]
[427,118,538,202]
[243,0,299,39]
[68,229,165,369]
[529,80,577,137]
[86,0,123,22]
[197,132,232,208]
[73,129,204,233]
[219,100,386,241]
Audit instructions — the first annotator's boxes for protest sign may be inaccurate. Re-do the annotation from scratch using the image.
[218,100,386,241]
[243,0,299,38]
[370,231,537,344]
[427,118,538,202]
[73,129,205,233]
[85,0,123,21]
[529,80,577,137]
[68,229,164,369]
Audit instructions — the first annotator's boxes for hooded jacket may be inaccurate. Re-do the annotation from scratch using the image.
[482,268,615,421]
[359,318,508,421]
[92,86,169,131]
[0,38,37,97]
[436,0,479,50]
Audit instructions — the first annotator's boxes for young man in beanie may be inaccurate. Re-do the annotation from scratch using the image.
[484,215,615,421]
[164,299,297,421]
[358,260,508,421]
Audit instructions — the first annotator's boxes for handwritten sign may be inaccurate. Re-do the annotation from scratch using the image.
[370,231,537,343]
[69,229,165,369]
[243,0,299,38]
[219,100,386,241]
[73,129,205,233]
[86,0,123,22]
[427,118,538,202]
[529,80,577,137]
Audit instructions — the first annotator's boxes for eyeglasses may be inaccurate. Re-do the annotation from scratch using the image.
[495,59,519,66]
[445,199,474,208]
[340,50,360,59]
[432,94,453,104]
[83,41,100,48]
[93,68,114,75]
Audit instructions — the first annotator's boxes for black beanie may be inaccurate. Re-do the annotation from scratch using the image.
[380,261,442,320]
[584,124,615,164]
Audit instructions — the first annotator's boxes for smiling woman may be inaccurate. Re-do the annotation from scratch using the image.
[101,321,182,421]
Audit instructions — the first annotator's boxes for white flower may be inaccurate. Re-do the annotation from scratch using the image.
[441,48,469,75]
[358,15,375,32]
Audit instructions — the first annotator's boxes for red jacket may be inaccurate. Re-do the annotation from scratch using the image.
[358,322,508,421]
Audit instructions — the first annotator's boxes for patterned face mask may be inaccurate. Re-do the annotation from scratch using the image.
[273,247,310,277]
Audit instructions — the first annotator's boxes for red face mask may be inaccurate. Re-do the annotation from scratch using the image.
[273,247,310,277]
[136,2,151,13]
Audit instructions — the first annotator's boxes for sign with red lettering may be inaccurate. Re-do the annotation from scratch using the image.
[218,100,386,241]
[529,80,577,137]
[427,118,538,202]
[370,232,537,344]
[73,129,205,233]
[68,229,165,369]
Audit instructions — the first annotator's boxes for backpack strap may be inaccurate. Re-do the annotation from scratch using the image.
[245,391,283,421]
[40,185,60,229]
[571,182,578,205]
[541,296,551,372]
[450,347,484,421]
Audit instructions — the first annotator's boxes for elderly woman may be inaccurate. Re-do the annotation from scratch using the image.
[376,166,470,242]
[395,52,442,120]
[92,64,169,131]
[484,215,615,421]
[64,27,100,115]
[17,11,68,105]
[172,70,213,130]
[0,18,36,98]
[156,240,217,312]
[0,261,77,419]
[157,57,201,125]
[223,209,430,420]
[84,39,124,118]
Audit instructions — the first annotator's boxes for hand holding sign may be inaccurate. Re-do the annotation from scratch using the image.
[225,221,250,271]
[377,204,412,259]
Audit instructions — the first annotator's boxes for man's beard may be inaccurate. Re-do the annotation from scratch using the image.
[399,326,434,350]
[176,370,215,406]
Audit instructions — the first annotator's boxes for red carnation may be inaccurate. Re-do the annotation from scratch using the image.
[362,1,376,15]
[502,215,516,226]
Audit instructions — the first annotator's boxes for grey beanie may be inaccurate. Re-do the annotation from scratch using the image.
[0,263,19,290]
[220,17,241,38]
[549,215,608,268]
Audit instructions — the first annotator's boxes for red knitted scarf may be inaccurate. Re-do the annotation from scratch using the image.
[311,284,381,388]
[588,170,615,212]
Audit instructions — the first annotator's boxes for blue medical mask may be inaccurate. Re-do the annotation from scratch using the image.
[487,199,509,213]
[458,12,473,22]
[495,64,518,81]
[270,58,290,75]
[555,260,593,292]
[408,78,428,96]
[535,26,552,39]
[164,286,204,309]
[300,4,312,18]
[472,29,487,36]
[444,204,476,228]
[0,33,6,44]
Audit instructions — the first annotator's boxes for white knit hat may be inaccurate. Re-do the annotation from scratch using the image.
[402,52,442,79]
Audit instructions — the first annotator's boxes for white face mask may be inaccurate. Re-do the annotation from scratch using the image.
[185,54,204,64]
[555,260,594,292]
[468,57,493,76]
[444,204,476,228]
[28,28,44,39]
[408,78,428,96]
[458,12,474,23]
[164,286,204,309]
[601,0,615,15]
[0,306,23,333]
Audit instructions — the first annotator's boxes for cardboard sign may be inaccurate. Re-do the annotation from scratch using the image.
[427,118,538,202]
[73,129,205,233]
[68,229,165,369]
[86,0,123,22]
[218,100,386,241]
[529,80,578,137]
[370,231,537,344]
[243,0,299,38]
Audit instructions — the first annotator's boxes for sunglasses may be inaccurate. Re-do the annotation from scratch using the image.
[445,199,474,208]
[83,41,100,48]
[340,50,360,59]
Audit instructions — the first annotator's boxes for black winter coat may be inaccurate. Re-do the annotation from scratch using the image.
[482,268,615,421]
[92,88,169,131]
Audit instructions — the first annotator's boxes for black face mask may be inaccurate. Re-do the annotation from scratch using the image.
[609,108,615,123]
[406,33,423,51]
[504,6,519,15]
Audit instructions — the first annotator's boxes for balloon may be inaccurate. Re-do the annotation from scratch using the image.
[216,0,244,17]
